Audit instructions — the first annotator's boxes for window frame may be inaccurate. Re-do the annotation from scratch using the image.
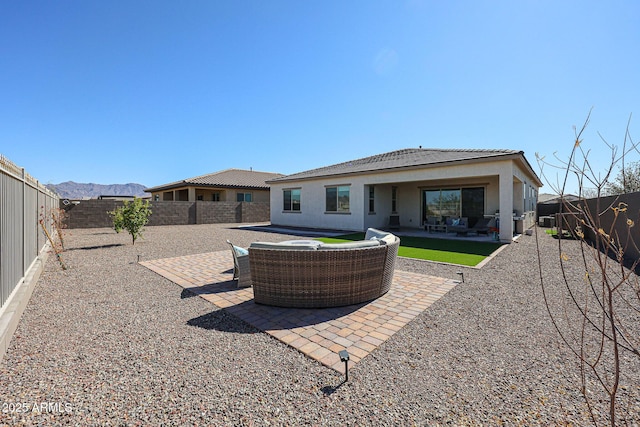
[236,192,252,202]
[391,186,398,213]
[325,184,351,213]
[368,185,375,213]
[283,188,301,212]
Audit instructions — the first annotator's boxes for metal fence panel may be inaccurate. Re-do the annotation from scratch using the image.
[0,154,58,309]
[24,184,38,271]
[0,170,23,307]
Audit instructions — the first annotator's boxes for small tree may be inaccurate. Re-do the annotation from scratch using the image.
[39,204,67,270]
[51,207,68,250]
[605,160,640,195]
[536,111,640,426]
[109,197,152,245]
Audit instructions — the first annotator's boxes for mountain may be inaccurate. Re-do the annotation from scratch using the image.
[47,181,149,199]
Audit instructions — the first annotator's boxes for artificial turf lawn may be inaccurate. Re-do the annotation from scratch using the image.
[318,233,503,267]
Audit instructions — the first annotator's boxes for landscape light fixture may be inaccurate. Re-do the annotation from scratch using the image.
[456,271,465,283]
[339,349,350,382]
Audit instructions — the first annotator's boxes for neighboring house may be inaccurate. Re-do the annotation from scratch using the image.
[536,193,582,220]
[537,193,559,203]
[267,148,543,243]
[145,169,283,203]
[537,193,580,204]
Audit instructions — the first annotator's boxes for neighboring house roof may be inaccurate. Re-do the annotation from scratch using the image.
[538,193,559,203]
[145,169,284,192]
[538,194,581,204]
[268,148,542,184]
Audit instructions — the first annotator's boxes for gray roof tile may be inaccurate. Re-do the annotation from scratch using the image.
[146,169,284,192]
[269,148,522,182]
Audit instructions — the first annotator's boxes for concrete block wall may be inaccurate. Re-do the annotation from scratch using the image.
[149,201,194,226]
[196,201,241,224]
[240,201,270,223]
[547,191,640,265]
[64,199,119,229]
[63,200,270,229]
[584,192,640,262]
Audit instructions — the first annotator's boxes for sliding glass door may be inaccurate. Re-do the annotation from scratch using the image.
[461,187,484,227]
[424,189,460,219]
[423,187,484,226]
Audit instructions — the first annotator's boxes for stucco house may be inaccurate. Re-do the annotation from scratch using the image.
[267,148,542,243]
[145,169,283,203]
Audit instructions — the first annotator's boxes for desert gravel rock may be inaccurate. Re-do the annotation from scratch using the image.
[1,224,638,426]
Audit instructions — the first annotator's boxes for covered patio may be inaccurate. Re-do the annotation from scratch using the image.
[363,172,535,242]
[269,148,542,243]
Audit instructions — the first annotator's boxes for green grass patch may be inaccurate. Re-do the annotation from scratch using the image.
[545,228,575,239]
[317,233,503,267]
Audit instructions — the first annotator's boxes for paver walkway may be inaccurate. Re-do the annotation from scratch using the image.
[141,251,458,373]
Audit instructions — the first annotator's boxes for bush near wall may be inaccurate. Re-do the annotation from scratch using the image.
[63,200,270,229]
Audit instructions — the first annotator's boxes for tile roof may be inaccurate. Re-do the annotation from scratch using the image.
[145,169,284,192]
[268,148,523,182]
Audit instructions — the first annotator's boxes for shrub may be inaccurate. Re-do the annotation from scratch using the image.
[109,198,152,245]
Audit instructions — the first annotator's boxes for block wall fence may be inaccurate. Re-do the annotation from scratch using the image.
[540,191,640,265]
[63,200,271,229]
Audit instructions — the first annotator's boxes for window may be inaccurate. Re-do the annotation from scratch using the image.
[283,188,301,211]
[236,192,252,202]
[212,193,220,202]
[425,189,461,218]
[326,185,350,212]
[424,187,484,226]
[368,186,375,213]
[391,186,398,213]
[197,195,204,201]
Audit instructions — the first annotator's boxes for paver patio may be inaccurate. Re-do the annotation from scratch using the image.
[141,251,458,373]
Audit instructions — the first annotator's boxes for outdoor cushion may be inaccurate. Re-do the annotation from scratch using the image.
[317,240,381,250]
[365,227,391,241]
[249,241,318,251]
[232,246,249,256]
[380,233,397,245]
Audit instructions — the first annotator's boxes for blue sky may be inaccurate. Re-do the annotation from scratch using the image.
[1,1,638,194]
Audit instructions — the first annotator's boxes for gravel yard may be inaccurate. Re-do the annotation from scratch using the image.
[1,224,638,426]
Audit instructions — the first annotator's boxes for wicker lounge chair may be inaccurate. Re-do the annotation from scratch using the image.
[226,240,251,288]
[248,229,400,308]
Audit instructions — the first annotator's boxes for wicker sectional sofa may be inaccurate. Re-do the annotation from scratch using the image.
[248,229,400,308]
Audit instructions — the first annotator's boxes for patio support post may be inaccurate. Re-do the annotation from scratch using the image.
[498,169,513,242]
